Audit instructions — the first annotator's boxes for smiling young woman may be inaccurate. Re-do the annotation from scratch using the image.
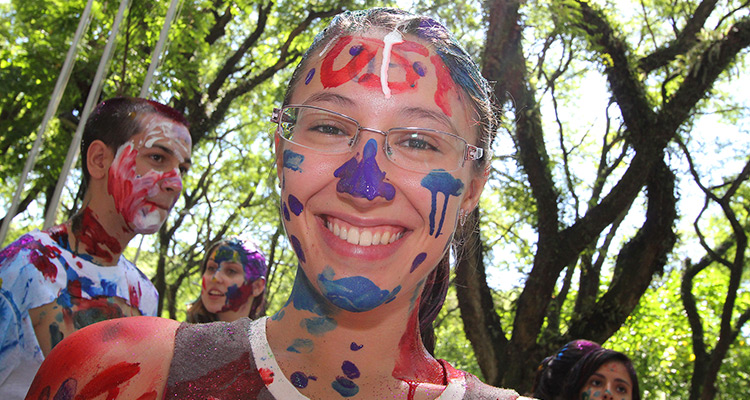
[25,8,533,400]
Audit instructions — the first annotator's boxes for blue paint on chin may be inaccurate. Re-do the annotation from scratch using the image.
[420,169,464,238]
[283,149,305,172]
[334,139,395,201]
[290,235,306,263]
[332,377,359,397]
[317,266,401,312]
[411,252,427,273]
[288,195,303,216]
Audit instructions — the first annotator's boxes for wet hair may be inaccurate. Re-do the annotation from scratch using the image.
[186,237,267,323]
[562,348,641,400]
[80,96,189,193]
[532,340,602,400]
[283,7,497,172]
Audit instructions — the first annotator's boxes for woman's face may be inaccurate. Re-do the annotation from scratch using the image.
[276,31,486,313]
[200,245,257,314]
[579,361,634,400]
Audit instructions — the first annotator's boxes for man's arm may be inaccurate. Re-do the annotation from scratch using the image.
[25,316,179,400]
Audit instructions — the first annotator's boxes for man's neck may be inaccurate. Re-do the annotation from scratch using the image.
[64,206,132,265]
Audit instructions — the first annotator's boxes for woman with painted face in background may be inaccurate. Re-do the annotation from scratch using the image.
[531,340,601,399]
[186,237,267,323]
[26,8,534,399]
[562,348,641,400]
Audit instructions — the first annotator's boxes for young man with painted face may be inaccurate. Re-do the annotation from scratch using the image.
[25,9,534,400]
[0,97,192,399]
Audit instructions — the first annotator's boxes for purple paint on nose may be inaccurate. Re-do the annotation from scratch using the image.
[334,139,395,201]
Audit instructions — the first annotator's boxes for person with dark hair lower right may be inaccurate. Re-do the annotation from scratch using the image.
[0,97,192,399]
[532,339,601,399]
[562,348,641,400]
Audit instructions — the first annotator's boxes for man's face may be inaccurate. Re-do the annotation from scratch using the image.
[108,114,192,234]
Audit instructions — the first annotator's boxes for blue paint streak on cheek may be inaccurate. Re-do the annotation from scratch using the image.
[410,253,427,273]
[288,195,303,216]
[420,169,464,238]
[334,139,395,201]
[290,235,306,263]
[283,149,305,172]
[305,68,315,85]
[287,338,314,353]
[332,377,359,397]
[317,266,401,312]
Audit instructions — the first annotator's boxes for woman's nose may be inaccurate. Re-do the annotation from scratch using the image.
[334,137,396,202]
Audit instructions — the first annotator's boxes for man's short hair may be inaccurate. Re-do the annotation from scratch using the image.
[80,97,189,192]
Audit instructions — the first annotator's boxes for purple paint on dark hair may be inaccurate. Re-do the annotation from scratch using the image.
[420,170,464,238]
[290,235,306,263]
[288,194,303,216]
[410,252,427,273]
[305,68,316,85]
[334,139,395,201]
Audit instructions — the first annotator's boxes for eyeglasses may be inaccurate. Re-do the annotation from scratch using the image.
[271,105,486,173]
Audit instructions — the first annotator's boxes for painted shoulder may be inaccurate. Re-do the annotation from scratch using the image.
[25,316,179,400]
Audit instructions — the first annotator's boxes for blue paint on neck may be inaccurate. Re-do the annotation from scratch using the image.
[334,139,395,201]
[420,169,464,238]
[317,266,401,312]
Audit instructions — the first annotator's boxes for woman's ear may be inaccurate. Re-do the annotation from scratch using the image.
[86,140,114,181]
[274,131,284,185]
[252,277,266,298]
[459,174,487,214]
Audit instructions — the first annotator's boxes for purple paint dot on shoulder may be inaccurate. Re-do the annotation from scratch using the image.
[341,360,360,379]
[305,68,315,85]
[291,371,310,388]
[350,342,363,351]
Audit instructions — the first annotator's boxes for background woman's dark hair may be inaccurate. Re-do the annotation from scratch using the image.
[80,97,189,194]
[186,238,267,323]
[531,339,601,399]
[562,348,641,400]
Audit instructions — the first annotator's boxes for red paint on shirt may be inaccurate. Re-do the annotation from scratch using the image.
[258,367,275,386]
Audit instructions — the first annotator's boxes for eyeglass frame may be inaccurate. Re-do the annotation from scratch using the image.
[270,104,487,172]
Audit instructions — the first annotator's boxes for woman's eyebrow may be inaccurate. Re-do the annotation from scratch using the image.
[400,106,457,132]
[303,92,356,107]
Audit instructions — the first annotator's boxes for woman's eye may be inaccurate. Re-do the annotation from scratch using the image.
[588,378,603,387]
[205,266,217,273]
[310,123,348,136]
[394,132,441,152]
[616,385,629,394]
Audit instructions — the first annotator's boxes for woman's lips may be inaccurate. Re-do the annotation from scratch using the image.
[317,214,408,261]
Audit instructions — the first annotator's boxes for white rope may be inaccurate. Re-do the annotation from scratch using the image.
[140,0,183,98]
[0,0,96,245]
[43,0,132,230]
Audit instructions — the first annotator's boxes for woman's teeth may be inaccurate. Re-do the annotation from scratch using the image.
[327,221,403,246]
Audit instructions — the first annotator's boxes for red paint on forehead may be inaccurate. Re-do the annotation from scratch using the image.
[319,36,433,97]
[430,55,455,117]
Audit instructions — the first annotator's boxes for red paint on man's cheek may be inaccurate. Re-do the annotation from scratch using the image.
[392,306,444,385]
[430,55,455,117]
[108,146,138,216]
